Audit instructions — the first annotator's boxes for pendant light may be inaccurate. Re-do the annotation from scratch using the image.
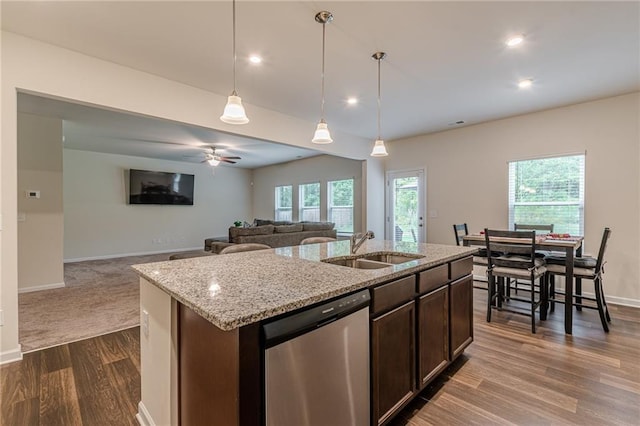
[312,11,333,144]
[370,51,389,157]
[220,0,249,124]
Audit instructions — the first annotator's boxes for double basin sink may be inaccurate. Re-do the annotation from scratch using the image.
[321,252,425,269]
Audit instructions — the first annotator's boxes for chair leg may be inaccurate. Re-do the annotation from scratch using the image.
[575,278,583,312]
[549,275,555,313]
[593,276,609,333]
[540,275,548,321]
[487,274,494,323]
[530,278,536,333]
[601,277,612,323]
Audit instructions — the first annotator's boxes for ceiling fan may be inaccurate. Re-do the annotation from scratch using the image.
[201,146,241,166]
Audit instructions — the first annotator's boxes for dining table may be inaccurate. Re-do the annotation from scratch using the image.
[463,233,584,334]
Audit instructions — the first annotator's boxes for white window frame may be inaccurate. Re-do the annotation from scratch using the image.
[299,182,321,222]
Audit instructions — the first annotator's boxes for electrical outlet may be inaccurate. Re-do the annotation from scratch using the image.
[142,309,149,337]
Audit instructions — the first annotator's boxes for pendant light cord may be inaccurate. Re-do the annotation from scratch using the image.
[377,57,381,140]
[320,21,326,120]
[232,0,237,95]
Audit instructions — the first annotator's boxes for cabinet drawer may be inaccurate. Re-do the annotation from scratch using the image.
[417,264,448,295]
[371,275,416,316]
[450,256,473,281]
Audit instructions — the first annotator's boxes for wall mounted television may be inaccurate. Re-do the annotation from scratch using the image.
[129,169,195,205]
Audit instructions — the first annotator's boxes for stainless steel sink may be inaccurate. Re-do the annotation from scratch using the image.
[321,252,424,269]
[322,258,391,269]
[360,252,425,264]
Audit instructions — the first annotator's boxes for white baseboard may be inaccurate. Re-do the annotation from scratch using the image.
[65,246,202,263]
[0,345,23,365]
[18,281,65,294]
[600,294,640,308]
[136,401,155,426]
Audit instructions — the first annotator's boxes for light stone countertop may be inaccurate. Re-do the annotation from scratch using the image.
[132,239,478,331]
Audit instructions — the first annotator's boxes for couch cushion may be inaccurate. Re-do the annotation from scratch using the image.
[302,222,335,231]
[274,224,304,233]
[254,218,274,226]
[229,224,274,238]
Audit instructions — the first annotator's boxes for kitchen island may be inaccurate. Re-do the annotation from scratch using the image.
[133,239,477,426]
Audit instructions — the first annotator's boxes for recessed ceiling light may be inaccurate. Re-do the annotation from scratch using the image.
[518,79,533,89]
[249,55,262,64]
[506,35,525,47]
[347,97,358,105]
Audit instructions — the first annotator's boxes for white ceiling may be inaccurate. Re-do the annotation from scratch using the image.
[4,1,639,167]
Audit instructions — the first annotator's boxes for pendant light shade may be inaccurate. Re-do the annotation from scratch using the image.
[312,120,333,144]
[370,51,389,157]
[312,11,333,144]
[221,93,249,124]
[371,139,388,156]
[220,0,249,124]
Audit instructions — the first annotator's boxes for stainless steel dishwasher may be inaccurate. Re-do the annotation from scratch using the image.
[263,289,370,426]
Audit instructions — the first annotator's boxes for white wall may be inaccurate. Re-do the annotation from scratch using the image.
[64,150,252,260]
[17,113,64,292]
[1,32,381,362]
[386,93,640,304]
[252,155,364,231]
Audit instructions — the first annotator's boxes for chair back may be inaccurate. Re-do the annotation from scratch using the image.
[453,223,469,246]
[594,227,612,273]
[484,229,537,269]
[514,223,554,234]
[300,237,337,245]
[219,243,271,254]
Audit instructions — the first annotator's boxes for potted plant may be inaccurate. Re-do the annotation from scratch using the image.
[233,220,243,227]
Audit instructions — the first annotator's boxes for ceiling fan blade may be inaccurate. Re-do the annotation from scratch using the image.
[220,156,241,160]
[221,159,237,164]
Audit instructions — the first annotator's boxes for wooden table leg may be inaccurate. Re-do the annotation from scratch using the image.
[565,246,574,334]
[575,245,583,311]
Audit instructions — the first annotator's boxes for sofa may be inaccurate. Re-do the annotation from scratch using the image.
[205,220,337,251]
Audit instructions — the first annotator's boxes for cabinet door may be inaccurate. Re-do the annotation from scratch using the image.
[417,285,449,389]
[371,300,416,426]
[450,275,474,360]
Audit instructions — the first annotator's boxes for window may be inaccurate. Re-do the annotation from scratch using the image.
[508,154,585,235]
[328,179,354,233]
[275,185,292,221]
[299,182,320,222]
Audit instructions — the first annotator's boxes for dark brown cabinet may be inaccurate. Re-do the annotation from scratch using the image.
[417,285,449,388]
[371,300,416,426]
[450,274,474,359]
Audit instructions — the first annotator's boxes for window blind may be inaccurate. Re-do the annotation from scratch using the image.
[508,154,585,236]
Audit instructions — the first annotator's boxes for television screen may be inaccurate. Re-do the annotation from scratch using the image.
[129,169,194,205]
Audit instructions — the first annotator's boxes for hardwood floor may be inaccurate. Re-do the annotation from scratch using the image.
[2,288,639,425]
[1,327,140,426]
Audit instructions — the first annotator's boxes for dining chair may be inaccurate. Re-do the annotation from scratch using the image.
[484,229,548,333]
[300,237,337,245]
[453,223,492,267]
[544,227,612,332]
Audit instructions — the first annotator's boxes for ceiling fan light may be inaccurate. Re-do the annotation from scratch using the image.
[208,157,221,166]
[312,121,333,144]
[370,139,388,157]
[220,94,249,124]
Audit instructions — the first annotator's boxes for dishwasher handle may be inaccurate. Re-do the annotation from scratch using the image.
[263,289,370,348]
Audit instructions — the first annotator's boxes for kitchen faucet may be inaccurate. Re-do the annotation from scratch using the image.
[350,230,375,254]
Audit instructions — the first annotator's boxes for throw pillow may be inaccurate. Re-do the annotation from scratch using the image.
[302,222,335,231]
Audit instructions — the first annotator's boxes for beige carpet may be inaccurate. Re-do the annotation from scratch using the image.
[18,253,171,353]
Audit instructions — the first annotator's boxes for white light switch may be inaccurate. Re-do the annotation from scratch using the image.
[26,190,40,199]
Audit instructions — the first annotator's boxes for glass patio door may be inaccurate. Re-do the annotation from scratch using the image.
[386,170,425,243]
